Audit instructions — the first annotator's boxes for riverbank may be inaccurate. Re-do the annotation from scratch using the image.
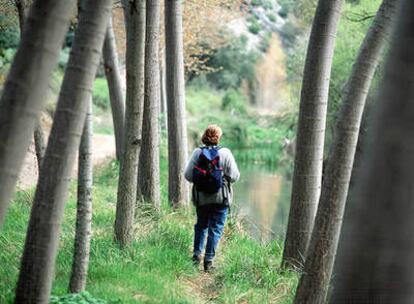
[0,159,298,303]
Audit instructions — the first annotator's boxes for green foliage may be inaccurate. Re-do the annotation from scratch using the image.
[206,37,259,90]
[248,19,261,35]
[92,78,110,110]
[50,292,117,304]
[58,48,70,69]
[221,89,247,115]
[267,13,277,23]
[0,16,19,50]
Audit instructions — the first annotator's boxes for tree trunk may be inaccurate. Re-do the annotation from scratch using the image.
[165,0,189,207]
[0,0,76,227]
[14,0,111,302]
[329,1,414,302]
[159,58,168,132]
[14,0,26,33]
[34,122,46,172]
[293,1,398,303]
[14,0,48,173]
[103,16,125,161]
[281,0,343,269]
[138,0,161,209]
[68,99,93,293]
[114,0,146,247]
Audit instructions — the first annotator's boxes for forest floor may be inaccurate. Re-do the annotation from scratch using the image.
[1,159,298,304]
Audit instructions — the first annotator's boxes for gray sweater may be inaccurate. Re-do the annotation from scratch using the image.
[184,146,240,207]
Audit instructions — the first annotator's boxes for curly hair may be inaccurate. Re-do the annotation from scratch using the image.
[201,125,223,146]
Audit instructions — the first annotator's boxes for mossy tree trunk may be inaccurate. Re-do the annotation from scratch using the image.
[330,1,414,302]
[282,0,343,269]
[293,0,398,302]
[114,0,146,247]
[138,0,161,210]
[14,0,111,302]
[165,0,189,208]
[0,0,76,227]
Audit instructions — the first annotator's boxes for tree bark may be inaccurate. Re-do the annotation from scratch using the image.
[14,0,48,173]
[281,0,343,269]
[14,0,111,302]
[103,16,125,161]
[33,122,46,172]
[138,0,161,209]
[293,1,398,303]
[159,58,168,131]
[14,0,26,33]
[329,1,414,302]
[68,99,93,293]
[0,0,76,227]
[165,0,190,207]
[114,0,146,247]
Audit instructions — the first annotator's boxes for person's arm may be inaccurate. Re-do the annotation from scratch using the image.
[184,148,200,182]
[224,149,240,183]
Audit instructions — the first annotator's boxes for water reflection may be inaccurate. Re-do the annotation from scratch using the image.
[233,163,291,242]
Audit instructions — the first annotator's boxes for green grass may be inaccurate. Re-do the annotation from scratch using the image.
[0,156,297,303]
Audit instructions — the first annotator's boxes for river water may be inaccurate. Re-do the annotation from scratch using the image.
[232,162,292,242]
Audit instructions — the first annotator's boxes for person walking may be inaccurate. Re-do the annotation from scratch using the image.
[184,125,240,272]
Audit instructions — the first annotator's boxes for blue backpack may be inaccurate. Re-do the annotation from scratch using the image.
[192,146,223,194]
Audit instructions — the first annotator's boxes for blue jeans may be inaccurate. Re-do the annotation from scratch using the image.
[193,206,228,262]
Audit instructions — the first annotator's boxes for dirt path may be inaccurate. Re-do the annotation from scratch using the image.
[184,271,217,304]
[17,133,116,190]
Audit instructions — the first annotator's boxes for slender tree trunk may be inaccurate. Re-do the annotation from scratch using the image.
[138,0,161,209]
[68,99,93,293]
[281,0,343,269]
[103,16,125,161]
[14,0,26,33]
[159,58,168,131]
[329,1,414,302]
[34,122,46,172]
[14,1,111,302]
[114,0,146,247]
[165,0,189,207]
[293,1,398,303]
[14,0,48,172]
[0,0,76,227]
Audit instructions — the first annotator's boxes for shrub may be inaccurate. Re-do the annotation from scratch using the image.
[205,36,259,90]
[221,89,248,115]
[248,20,261,35]
[267,13,277,22]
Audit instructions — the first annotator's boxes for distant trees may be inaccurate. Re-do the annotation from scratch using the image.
[0,0,77,227]
[138,0,161,209]
[293,0,398,302]
[69,99,93,293]
[14,0,112,301]
[114,0,146,247]
[330,0,414,302]
[103,16,125,161]
[282,0,343,268]
[165,0,189,207]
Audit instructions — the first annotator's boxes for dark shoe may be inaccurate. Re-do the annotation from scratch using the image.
[204,260,214,272]
[192,255,201,266]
